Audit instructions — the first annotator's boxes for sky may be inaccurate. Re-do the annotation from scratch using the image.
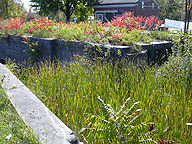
[21,0,31,11]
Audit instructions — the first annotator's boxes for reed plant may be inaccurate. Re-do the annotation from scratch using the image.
[7,54,191,143]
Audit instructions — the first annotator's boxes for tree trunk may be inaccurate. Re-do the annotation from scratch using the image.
[187,0,191,29]
[187,11,190,30]
[5,0,9,18]
[65,3,71,23]
[66,13,70,23]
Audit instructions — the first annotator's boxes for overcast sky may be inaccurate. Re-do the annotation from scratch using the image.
[21,0,31,11]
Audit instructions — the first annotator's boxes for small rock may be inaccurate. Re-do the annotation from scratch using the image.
[186,123,192,126]
[5,134,12,140]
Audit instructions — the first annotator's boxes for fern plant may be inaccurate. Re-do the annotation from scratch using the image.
[79,95,155,143]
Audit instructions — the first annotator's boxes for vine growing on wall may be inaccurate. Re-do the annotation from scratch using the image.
[0,32,9,43]
[22,36,42,62]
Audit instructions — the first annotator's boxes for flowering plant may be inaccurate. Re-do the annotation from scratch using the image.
[0,12,166,51]
[0,17,25,35]
[110,12,164,31]
[21,18,57,37]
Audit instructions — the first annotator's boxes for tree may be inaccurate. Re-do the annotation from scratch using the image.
[74,0,95,22]
[158,0,182,20]
[184,0,192,33]
[30,0,97,22]
[0,0,26,18]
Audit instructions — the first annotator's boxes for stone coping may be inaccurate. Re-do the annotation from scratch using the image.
[0,63,81,144]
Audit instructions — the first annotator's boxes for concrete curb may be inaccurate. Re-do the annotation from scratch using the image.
[0,63,81,144]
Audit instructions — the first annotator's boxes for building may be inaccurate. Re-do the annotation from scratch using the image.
[93,0,160,22]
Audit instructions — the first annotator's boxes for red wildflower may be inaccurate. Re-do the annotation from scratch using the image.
[85,29,95,35]
[99,30,106,37]
[111,33,123,40]
[23,36,28,42]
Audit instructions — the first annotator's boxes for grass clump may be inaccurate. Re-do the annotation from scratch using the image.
[0,86,39,144]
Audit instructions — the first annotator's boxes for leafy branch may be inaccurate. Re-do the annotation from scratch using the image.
[80,95,155,143]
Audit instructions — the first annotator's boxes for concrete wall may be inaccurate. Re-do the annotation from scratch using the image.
[0,34,173,64]
[0,34,149,63]
[0,35,85,63]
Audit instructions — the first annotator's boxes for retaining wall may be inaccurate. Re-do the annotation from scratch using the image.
[0,34,173,64]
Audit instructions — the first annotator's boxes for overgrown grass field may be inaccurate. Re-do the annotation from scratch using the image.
[8,52,191,143]
[1,11,192,143]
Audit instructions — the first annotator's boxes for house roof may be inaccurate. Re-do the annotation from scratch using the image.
[97,0,160,6]
[98,0,139,4]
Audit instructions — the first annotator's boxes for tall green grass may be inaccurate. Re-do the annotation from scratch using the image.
[8,57,191,143]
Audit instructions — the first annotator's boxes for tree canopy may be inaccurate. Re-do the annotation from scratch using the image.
[158,0,182,20]
[0,0,26,18]
[30,0,97,22]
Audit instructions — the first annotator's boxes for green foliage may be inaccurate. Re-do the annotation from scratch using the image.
[158,0,182,20]
[122,30,155,45]
[157,34,192,91]
[0,16,176,53]
[172,34,192,54]
[73,0,95,22]
[0,0,27,19]
[30,0,96,22]
[80,96,154,143]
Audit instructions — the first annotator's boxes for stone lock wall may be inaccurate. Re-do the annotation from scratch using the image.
[0,34,173,64]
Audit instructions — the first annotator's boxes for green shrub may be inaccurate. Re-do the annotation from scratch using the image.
[80,95,155,143]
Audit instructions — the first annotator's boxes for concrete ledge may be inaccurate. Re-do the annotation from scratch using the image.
[0,63,80,144]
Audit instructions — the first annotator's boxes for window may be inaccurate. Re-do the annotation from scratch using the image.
[105,13,113,22]
[96,14,103,22]
[142,2,144,9]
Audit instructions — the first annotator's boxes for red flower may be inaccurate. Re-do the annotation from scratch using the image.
[85,29,94,35]
[99,30,105,37]
[111,33,123,40]
[23,36,28,42]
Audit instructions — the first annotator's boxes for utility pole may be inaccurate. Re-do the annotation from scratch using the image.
[184,0,188,33]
